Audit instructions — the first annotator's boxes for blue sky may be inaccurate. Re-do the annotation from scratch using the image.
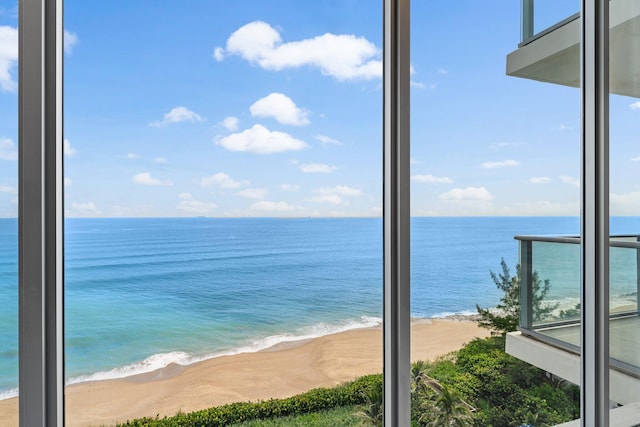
[0,0,638,217]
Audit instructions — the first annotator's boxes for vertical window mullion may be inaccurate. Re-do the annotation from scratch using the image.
[580,0,609,425]
[18,0,64,425]
[383,0,410,425]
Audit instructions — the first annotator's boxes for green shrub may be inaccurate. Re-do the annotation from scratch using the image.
[118,375,381,427]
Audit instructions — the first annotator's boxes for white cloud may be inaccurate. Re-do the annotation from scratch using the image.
[221,116,239,131]
[529,176,552,184]
[557,124,573,131]
[64,30,78,55]
[237,188,267,199]
[481,159,519,168]
[410,81,426,89]
[216,124,307,154]
[153,157,168,164]
[177,197,217,215]
[632,157,640,162]
[281,184,299,192]
[64,178,72,187]
[319,186,362,197]
[63,139,77,157]
[439,187,493,201]
[0,138,17,160]
[250,200,302,212]
[489,141,523,149]
[108,204,155,217]
[299,163,336,173]
[437,68,448,75]
[309,194,343,204]
[0,25,18,92]
[310,185,362,205]
[559,175,580,187]
[410,157,419,165]
[216,21,381,81]
[68,201,101,217]
[132,172,172,186]
[250,92,309,126]
[150,106,205,127]
[315,134,342,146]
[200,172,248,189]
[611,191,640,215]
[508,200,579,216]
[411,174,453,184]
[629,101,640,111]
[213,46,225,61]
[0,184,16,194]
[125,152,138,159]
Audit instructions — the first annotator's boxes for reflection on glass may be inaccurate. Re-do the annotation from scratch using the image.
[531,0,580,37]
[0,3,19,424]
[64,1,382,425]
[411,1,580,425]
[522,238,581,328]
[609,0,640,419]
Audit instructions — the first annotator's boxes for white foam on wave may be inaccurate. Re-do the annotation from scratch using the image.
[0,388,18,400]
[63,315,383,388]
[430,309,478,319]
[232,315,383,354]
[199,315,382,359]
[66,351,198,385]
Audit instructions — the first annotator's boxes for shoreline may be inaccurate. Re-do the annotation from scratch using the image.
[0,313,481,401]
[0,318,489,427]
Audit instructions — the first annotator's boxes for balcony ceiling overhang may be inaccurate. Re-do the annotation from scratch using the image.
[506,0,640,98]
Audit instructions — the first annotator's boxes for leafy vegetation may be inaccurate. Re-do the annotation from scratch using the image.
[476,258,558,335]
[427,336,578,426]
[227,405,363,426]
[354,384,383,426]
[118,341,578,427]
[117,375,381,427]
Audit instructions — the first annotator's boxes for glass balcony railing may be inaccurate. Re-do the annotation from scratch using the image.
[515,234,640,374]
[520,0,580,44]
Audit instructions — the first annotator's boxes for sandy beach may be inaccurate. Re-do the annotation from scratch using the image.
[0,319,489,427]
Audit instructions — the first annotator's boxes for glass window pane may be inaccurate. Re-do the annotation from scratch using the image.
[609,0,640,422]
[0,1,19,424]
[410,1,581,425]
[534,0,580,36]
[64,2,382,425]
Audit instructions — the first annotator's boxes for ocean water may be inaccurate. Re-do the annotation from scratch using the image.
[0,216,639,397]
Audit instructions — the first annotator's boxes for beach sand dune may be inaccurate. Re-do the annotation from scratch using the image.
[0,319,489,427]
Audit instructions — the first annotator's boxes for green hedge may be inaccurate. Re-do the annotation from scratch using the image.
[117,374,381,427]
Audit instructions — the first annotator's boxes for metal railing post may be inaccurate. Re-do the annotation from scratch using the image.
[522,0,534,42]
[519,239,533,330]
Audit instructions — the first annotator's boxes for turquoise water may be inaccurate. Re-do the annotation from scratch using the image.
[0,216,639,397]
